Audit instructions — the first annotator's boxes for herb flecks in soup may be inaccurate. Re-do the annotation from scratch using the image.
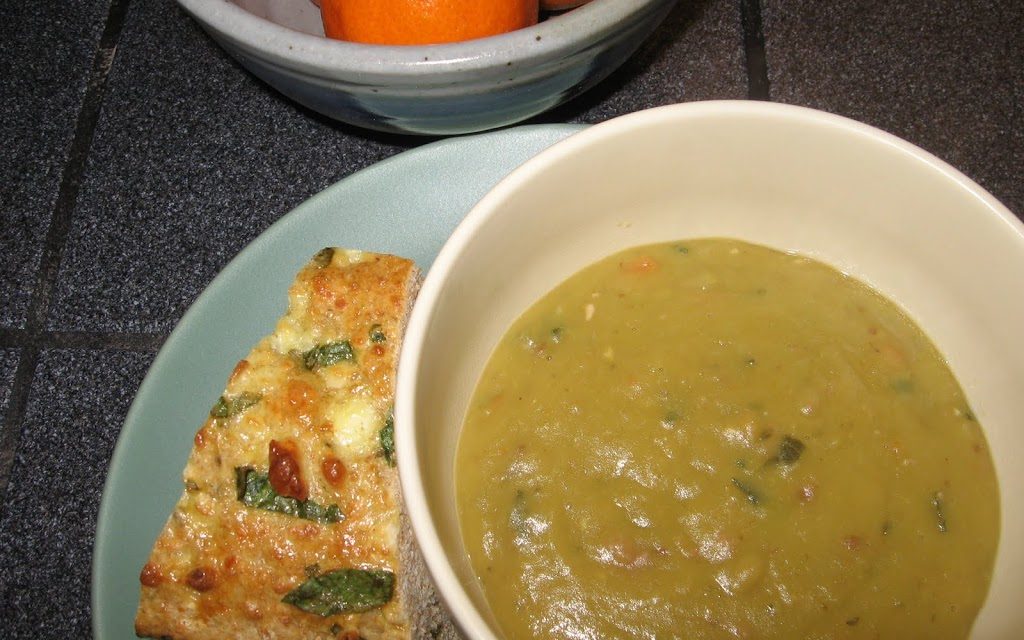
[455,239,998,639]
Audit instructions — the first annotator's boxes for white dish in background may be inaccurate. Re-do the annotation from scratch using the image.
[176,0,677,135]
[397,101,1024,639]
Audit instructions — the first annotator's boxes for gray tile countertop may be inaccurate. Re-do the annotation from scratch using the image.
[0,0,1021,637]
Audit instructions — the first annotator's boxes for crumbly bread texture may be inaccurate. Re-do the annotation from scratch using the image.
[135,249,458,640]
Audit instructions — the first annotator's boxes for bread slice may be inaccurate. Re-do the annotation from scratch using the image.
[135,249,457,639]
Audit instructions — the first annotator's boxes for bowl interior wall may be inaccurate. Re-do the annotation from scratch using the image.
[231,0,324,36]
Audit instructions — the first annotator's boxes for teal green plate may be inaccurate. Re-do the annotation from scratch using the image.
[91,124,584,639]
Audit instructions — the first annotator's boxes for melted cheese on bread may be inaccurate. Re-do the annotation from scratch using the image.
[135,250,419,640]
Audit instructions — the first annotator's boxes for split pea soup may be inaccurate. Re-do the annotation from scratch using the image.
[455,238,999,639]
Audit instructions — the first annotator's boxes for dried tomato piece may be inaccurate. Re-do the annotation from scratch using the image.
[269,439,307,501]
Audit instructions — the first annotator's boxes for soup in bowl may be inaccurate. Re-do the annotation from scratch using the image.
[395,101,1024,638]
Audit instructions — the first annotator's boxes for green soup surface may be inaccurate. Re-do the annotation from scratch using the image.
[455,239,999,639]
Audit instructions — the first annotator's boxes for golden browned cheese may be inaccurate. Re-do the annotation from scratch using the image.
[136,250,419,640]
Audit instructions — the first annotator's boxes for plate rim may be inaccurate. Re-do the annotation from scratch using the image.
[90,122,586,639]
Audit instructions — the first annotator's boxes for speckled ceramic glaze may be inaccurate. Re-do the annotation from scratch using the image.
[176,0,676,135]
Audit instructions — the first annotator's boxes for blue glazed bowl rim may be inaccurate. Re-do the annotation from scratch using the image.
[176,0,672,80]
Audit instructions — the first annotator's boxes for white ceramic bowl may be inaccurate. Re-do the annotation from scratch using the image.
[176,0,677,135]
[396,101,1024,638]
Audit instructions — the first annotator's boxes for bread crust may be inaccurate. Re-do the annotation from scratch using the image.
[135,250,454,640]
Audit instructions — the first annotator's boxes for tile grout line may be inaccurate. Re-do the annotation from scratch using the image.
[24,0,132,333]
[0,0,132,499]
[740,0,771,100]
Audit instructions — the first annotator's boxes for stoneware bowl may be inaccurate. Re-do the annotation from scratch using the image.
[395,101,1024,637]
[175,0,677,135]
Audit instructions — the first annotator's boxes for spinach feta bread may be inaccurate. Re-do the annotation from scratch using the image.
[135,249,456,640]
